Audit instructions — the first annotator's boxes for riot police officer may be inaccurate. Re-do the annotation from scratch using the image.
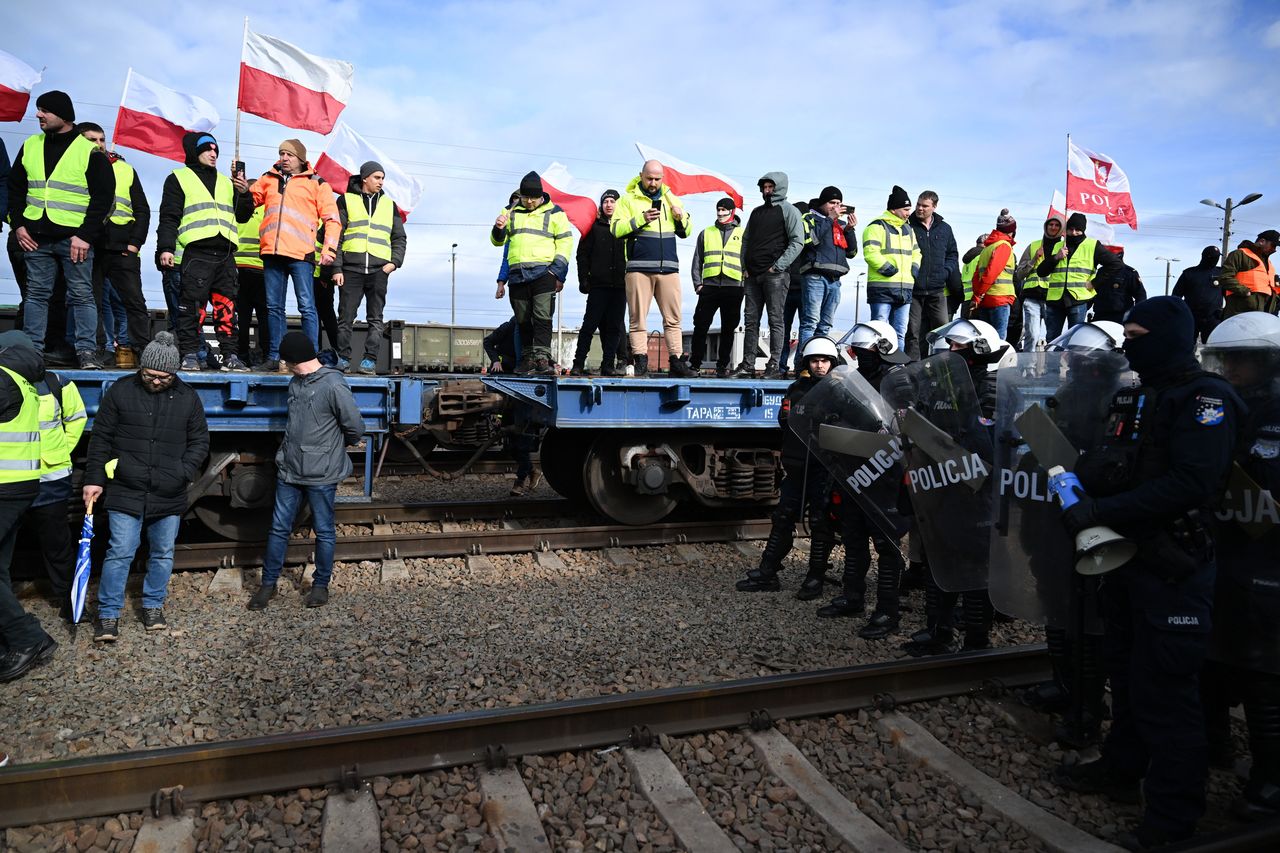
[1199,311,1280,820]
[1056,296,1242,850]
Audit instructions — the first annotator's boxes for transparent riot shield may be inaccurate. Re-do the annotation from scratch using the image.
[788,365,911,539]
[880,352,994,592]
[989,350,1133,625]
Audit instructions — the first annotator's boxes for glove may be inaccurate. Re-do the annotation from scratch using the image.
[878,263,898,277]
[911,263,921,280]
[1060,488,1098,537]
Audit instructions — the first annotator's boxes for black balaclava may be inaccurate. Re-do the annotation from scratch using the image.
[1122,295,1197,384]
[1065,212,1088,251]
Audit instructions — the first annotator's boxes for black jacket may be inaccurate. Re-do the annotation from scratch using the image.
[576,216,626,292]
[7,129,114,244]
[156,161,254,256]
[1172,264,1224,319]
[780,373,821,470]
[909,212,961,297]
[332,174,407,273]
[85,374,210,518]
[99,153,151,252]
[1090,263,1147,322]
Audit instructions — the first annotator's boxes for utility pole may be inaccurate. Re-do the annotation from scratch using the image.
[854,272,865,323]
[450,243,458,370]
[1155,257,1180,296]
[1201,193,1262,258]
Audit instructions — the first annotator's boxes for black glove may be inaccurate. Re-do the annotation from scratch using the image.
[878,262,897,277]
[1061,489,1098,537]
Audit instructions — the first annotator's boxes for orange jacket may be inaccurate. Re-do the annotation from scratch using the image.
[972,231,1016,308]
[250,166,340,262]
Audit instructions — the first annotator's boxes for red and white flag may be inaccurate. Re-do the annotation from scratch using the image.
[635,142,744,210]
[1049,188,1118,245]
[238,29,353,134]
[113,69,219,162]
[0,49,42,122]
[542,162,606,237]
[314,122,424,214]
[1066,139,1138,231]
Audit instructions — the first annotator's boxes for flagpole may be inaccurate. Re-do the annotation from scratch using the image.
[234,16,248,162]
[110,68,132,154]
[1064,132,1071,209]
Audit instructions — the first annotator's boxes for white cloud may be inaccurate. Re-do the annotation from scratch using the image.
[1265,20,1280,48]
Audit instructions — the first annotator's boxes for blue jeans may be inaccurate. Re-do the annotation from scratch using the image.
[976,304,1011,341]
[1021,298,1046,352]
[102,278,130,348]
[97,512,181,619]
[264,257,318,360]
[261,481,337,587]
[22,238,98,353]
[868,300,911,352]
[1044,301,1089,342]
[799,273,842,353]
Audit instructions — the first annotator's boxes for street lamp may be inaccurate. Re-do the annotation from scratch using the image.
[854,271,865,323]
[1155,257,1180,296]
[450,243,458,369]
[1201,193,1262,258]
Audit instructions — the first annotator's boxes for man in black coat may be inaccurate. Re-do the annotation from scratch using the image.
[906,191,961,359]
[571,190,627,375]
[83,332,209,641]
[1172,246,1224,343]
[1090,247,1147,323]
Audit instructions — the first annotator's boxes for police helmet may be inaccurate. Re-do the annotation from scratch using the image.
[838,321,899,355]
[1047,321,1125,353]
[801,335,840,363]
[926,318,1002,355]
[1204,312,1280,351]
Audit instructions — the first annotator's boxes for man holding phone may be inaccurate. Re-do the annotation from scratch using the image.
[795,186,858,355]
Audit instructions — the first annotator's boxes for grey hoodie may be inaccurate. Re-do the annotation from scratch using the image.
[740,171,806,274]
[275,367,366,485]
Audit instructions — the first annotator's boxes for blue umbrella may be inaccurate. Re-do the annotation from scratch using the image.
[71,498,95,625]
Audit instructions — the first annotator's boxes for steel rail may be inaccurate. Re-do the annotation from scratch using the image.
[172,517,775,570]
[331,496,570,524]
[0,645,1049,827]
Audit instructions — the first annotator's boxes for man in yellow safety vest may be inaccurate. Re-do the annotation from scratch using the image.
[689,197,745,376]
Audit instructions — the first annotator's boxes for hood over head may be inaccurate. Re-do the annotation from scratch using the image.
[182,131,218,167]
[0,330,45,384]
[758,171,789,203]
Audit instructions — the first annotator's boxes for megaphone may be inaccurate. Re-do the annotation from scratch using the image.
[1046,466,1138,576]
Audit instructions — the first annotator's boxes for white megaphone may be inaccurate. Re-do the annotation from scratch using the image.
[1046,466,1138,576]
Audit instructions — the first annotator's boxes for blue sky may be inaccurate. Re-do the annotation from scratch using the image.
[4,0,1279,336]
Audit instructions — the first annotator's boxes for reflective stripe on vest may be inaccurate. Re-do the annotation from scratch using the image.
[174,167,236,263]
[1230,247,1278,297]
[505,204,570,271]
[237,208,264,270]
[21,133,95,227]
[1046,238,1099,302]
[0,366,42,480]
[866,218,917,286]
[37,384,84,475]
[961,257,979,301]
[700,224,743,281]
[340,193,395,262]
[109,159,136,225]
[1022,239,1051,294]
[976,240,1016,299]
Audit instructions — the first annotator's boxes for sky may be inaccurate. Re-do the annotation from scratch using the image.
[4,0,1280,340]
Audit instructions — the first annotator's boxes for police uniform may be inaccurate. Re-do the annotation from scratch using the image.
[1061,297,1241,846]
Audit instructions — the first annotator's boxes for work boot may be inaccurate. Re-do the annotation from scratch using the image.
[306,585,329,607]
[115,347,138,368]
[762,361,783,380]
[818,595,866,619]
[600,361,618,377]
[794,571,825,601]
[857,611,898,637]
[514,356,536,375]
[632,354,649,376]
[668,354,695,378]
[532,357,556,376]
[715,365,729,378]
[902,625,955,657]
[77,350,103,370]
[247,584,276,611]
[735,568,781,592]
[569,360,586,376]
[731,362,754,378]
[1053,758,1141,804]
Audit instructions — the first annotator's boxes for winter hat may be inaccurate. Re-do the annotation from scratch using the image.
[519,171,543,197]
[359,160,384,181]
[1201,245,1221,264]
[715,196,735,212]
[996,208,1017,236]
[140,331,181,375]
[600,189,621,204]
[818,186,843,205]
[974,235,986,247]
[1066,212,1088,232]
[35,90,75,122]
[279,331,318,365]
[279,138,307,161]
[182,131,218,164]
[1257,229,1280,244]
[794,201,810,214]
[886,185,911,210]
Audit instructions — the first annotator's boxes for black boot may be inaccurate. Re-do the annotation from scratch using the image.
[795,571,825,601]
[961,591,993,650]
[903,578,955,656]
[735,568,781,592]
[600,360,618,377]
[797,523,836,601]
[903,625,954,656]
[736,519,792,592]
[1022,626,1072,712]
[901,560,926,591]
[633,354,649,376]
[569,360,586,376]
[817,595,865,618]
[857,611,898,637]
[668,354,695,377]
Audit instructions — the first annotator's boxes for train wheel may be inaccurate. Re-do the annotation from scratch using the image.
[583,435,678,526]
[192,495,311,542]
[537,428,588,505]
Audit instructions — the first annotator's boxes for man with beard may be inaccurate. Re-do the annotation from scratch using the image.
[1036,213,1122,340]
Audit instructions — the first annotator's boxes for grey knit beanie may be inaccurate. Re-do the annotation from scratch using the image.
[140,331,181,374]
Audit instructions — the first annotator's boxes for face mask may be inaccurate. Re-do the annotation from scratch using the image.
[1122,334,1161,376]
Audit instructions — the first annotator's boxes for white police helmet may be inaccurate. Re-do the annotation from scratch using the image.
[800,335,840,362]
[927,318,1003,355]
[1204,311,1280,351]
[1047,321,1125,352]
[837,321,899,354]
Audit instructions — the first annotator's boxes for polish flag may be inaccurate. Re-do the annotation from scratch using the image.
[1049,189,1117,245]
[314,122,424,214]
[112,69,219,162]
[542,162,606,237]
[634,142,744,210]
[0,49,42,122]
[1066,139,1138,230]
[238,29,353,134]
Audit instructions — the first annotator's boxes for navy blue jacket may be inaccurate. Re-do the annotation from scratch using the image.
[798,211,858,278]
[909,212,961,297]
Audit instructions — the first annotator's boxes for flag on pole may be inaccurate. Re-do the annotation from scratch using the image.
[314,122,424,214]
[1051,188,1118,245]
[113,69,220,162]
[1066,139,1138,230]
[541,163,607,237]
[634,143,744,210]
[238,30,353,133]
[0,49,42,122]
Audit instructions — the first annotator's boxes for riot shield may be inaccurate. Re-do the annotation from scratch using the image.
[988,350,1133,625]
[881,352,994,592]
[788,365,911,539]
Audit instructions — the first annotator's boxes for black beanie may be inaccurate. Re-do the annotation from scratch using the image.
[279,331,318,365]
[1066,212,1088,232]
[715,196,734,211]
[359,160,384,181]
[600,189,620,204]
[182,131,218,164]
[35,90,75,122]
[818,185,843,205]
[886,185,911,209]
[519,171,543,197]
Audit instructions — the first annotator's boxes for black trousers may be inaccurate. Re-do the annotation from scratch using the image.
[0,490,44,652]
[93,250,151,351]
[177,246,239,358]
[573,287,627,367]
[314,275,340,351]
[236,268,269,360]
[337,269,390,363]
[690,287,745,369]
[25,499,75,601]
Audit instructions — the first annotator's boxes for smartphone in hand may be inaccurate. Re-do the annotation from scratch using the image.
[233,160,246,178]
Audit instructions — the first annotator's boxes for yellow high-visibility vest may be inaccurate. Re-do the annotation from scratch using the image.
[700,224,743,281]
[0,365,42,484]
[173,167,235,263]
[21,133,95,227]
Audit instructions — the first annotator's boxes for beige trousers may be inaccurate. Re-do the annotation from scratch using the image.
[625,272,683,356]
